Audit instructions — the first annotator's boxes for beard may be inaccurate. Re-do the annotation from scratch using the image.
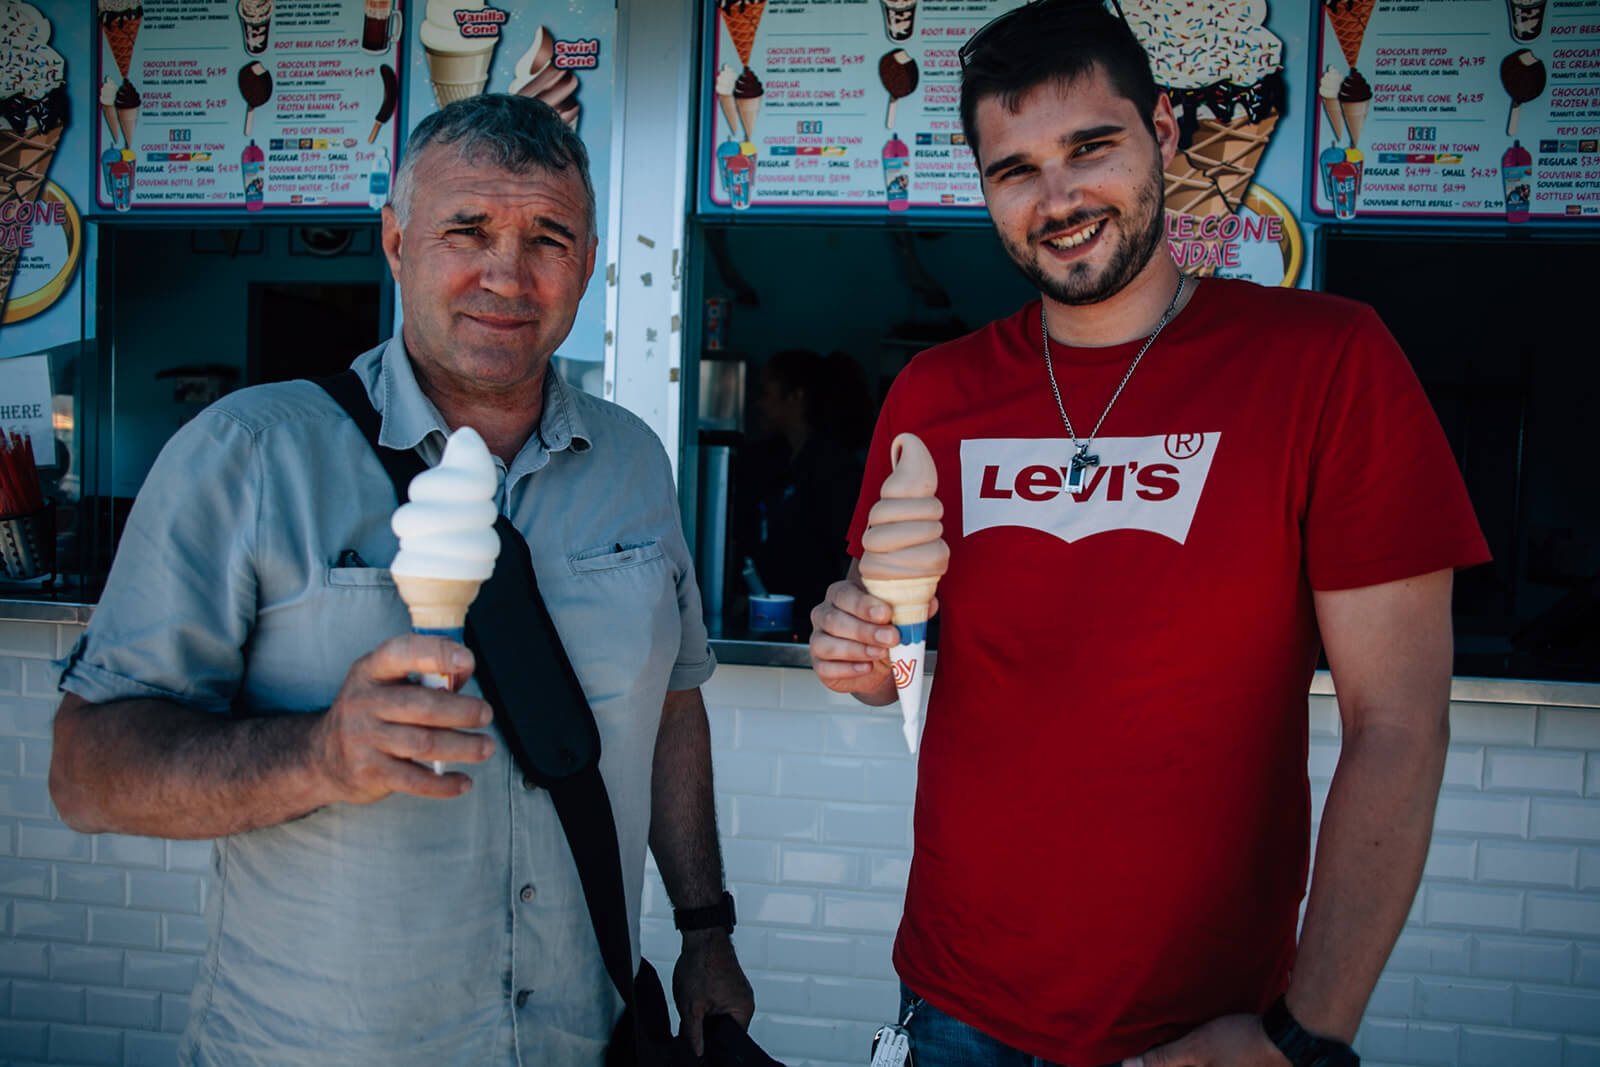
[998,159,1167,307]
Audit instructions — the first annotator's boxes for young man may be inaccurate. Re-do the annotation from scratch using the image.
[809,3,1488,1065]
[51,95,753,1064]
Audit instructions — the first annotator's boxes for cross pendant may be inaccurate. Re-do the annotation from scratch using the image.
[1066,446,1099,493]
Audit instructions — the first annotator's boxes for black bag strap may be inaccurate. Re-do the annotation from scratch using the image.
[316,370,636,1011]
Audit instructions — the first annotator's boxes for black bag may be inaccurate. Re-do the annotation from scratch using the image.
[319,372,782,1067]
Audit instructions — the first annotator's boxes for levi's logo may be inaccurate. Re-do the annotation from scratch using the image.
[960,433,1219,545]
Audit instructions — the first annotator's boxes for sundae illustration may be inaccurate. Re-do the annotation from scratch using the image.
[859,433,948,753]
[390,426,502,774]
[0,1,68,313]
[97,0,141,83]
[717,1,765,146]
[1124,0,1287,267]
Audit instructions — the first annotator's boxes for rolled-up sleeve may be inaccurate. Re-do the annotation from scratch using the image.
[60,407,262,713]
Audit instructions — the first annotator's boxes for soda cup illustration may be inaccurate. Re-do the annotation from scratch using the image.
[1330,161,1358,220]
[242,139,266,211]
[727,151,753,211]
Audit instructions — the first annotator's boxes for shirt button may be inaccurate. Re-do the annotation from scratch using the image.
[522,775,536,791]
[520,884,536,903]
[515,989,532,1008]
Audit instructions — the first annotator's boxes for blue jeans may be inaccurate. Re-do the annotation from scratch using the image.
[897,984,1124,1067]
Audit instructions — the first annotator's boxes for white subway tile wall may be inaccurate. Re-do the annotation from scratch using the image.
[1,630,1598,1067]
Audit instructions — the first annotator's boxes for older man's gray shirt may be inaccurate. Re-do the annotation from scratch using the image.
[60,340,716,1066]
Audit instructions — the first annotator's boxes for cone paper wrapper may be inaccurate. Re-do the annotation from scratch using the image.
[393,573,482,773]
[862,575,936,753]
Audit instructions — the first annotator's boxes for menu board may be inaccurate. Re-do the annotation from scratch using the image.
[1311,0,1600,221]
[699,0,1311,287]
[91,0,405,212]
[702,0,987,212]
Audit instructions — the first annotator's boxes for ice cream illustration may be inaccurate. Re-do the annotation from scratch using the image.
[715,64,739,139]
[0,1,68,314]
[1124,0,1286,269]
[509,26,581,130]
[733,66,763,143]
[391,426,502,773]
[881,0,917,42]
[114,78,140,149]
[421,0,498,107]
[1338,68,1370,148]
[1318,65,1345,143]
[1323,0,1374,69]
[859,433,949,754]
[1500,49,1546,137]
[97,0,141,83]
[879,49,918,128]
[238,61,271,136]
[1507,0,1546,42]
[99,76,120,147]
[370,62,397,143]
[238,0,272,56]
[719,0,765,69]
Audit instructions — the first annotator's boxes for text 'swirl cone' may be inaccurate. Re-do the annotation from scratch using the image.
[861,574,938,752]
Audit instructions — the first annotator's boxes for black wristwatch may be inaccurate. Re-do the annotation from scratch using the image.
[673,890,736,934]
[1262,996,1360,1067]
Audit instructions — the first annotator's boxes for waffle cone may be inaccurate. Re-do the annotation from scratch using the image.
[1326,0,1374,68]
[737,95,761,142]
[862,575,938,624]
[1341,100,1368,147]
[1320,95,1345,142]
[101,16,142,80]
[0,125,63,312]
[722,2,766,67]
[392,574,484,630]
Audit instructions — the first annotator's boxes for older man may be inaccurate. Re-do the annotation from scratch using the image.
[51,94,752,1065]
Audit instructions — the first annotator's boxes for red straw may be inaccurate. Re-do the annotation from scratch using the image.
[0,430,44,516]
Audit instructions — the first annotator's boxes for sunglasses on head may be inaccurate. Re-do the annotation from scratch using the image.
[957,0,1131,69]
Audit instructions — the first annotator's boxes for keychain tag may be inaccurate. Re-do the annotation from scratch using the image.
[870,1024,911,1067]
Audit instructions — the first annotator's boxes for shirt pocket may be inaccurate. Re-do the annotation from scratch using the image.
[327,566,396,588]
[246,566,408,712]
[550,539,679,712]
[567,540,666,576]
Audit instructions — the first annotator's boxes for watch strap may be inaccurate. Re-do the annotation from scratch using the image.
[1262,995,1360,1067]
[673,890,736,933]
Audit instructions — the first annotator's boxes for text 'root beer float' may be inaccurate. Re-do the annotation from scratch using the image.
[859,433,949,754]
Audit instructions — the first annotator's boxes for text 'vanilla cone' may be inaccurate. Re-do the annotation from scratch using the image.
[391,427,501,772]
[859,433,948,753]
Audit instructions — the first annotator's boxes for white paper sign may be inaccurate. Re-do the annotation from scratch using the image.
[0,354,55,467]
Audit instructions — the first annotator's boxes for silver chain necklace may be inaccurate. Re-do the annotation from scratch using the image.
[1042,274,1189,493]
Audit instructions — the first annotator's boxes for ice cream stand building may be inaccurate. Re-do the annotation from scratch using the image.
[1,0,1598,1062]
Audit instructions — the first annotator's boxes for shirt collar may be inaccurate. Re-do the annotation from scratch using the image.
[365,337,593,469]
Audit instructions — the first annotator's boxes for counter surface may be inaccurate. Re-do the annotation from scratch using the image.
[4,596,1596,707]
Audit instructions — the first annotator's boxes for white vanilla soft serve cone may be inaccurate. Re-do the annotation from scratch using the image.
[858,433,948,753]
[391,426,501,771]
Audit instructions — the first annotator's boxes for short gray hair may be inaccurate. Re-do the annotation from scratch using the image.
[389,93,597,235]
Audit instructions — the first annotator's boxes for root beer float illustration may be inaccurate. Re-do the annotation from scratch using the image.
[859,433,948,753]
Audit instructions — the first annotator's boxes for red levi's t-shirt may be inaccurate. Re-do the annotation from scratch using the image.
[846,278,1490,1065]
